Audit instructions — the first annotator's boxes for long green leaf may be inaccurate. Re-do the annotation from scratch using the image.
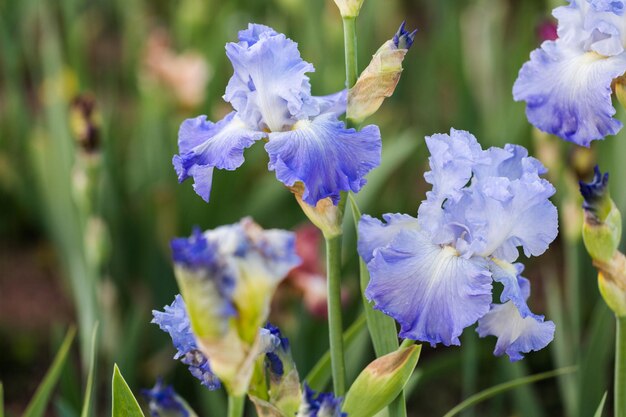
[305,315,367,390]
[81,323,99,417]
[22,327,76,417]
[349,194,399,358]
[593,392,608,417]
[442,367,577,417]
[111,364,145,417]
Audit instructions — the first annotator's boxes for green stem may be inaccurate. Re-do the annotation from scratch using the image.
[616,316,626,417]
[227,395,245,417]
[342,16,358,128]
[326,234,347,396]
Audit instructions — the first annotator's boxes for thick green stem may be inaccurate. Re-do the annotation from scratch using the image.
[342,16,358,128]
[227,395,245,417]
[326,234,347,396]
[616,316,626,417]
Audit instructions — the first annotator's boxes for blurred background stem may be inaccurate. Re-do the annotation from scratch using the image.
[616,317,626,417]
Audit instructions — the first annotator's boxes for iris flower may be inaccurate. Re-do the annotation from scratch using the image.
[155,218,300,395]
[152,295,221,390]
[514,0,626,146]
[141,379,197,417]
[174,24,381,206]
[358,129,557,361]
[297,385,346,417]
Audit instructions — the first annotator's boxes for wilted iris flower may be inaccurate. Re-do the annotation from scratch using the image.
[141,379,197,417]
[514,0,626,146]
[152,295,221,390]
[297,385,346,417]
[358,129,557,361]
[155,218,300,395]
[174,24,381,206]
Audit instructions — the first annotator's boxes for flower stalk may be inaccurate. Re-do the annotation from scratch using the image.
[228,394,245,417]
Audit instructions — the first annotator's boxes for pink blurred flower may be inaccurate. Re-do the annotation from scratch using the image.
[142,29,211,108]
[537,20,558,42]
[287,224,348,318]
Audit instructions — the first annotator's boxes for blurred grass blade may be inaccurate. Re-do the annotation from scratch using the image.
[442,366,577,417]
[305,314,367,390]
[1,381,4,417]
[594,392,608,417]
[111,364,145,417]
[22,327,76,417]
[81,323,99,417]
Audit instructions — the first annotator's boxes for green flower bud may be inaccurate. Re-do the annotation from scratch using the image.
[347,22,416,124]
[580,166,622,263]
[595,252,626,317]
[342,344,421,417]
[332,0,364,18]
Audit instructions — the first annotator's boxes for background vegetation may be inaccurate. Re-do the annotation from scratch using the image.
[1,0,622,415]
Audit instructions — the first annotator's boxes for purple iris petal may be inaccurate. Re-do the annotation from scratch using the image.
[173,112,265,202]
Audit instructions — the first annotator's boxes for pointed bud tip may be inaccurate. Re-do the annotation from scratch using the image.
[579,165,610,214]
[393,21,418,49]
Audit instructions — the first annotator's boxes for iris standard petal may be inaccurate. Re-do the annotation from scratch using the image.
[513,40,626,146]
[365,229,493,346]
[266,113,381,206]
[467,175,558,261]
[174,112,265,202]
[477,297,555,362]
[312,89,348,117]
[224,26,316,132]
[357,213,420,264]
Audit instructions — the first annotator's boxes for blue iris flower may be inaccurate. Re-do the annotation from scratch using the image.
[358,129,557,361]
[513,0,626,146]
[152,295,221,390]
[174,24,381,206]
[298,384,346,417]
[141,379,191,417]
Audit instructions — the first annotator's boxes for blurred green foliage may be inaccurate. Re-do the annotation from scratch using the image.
[1,0,624,416]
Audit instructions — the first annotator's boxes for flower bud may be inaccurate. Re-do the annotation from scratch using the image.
[580,166,622,263]
[297,385,346,417]
[595,252,626,317]
[250,324,302,417]
[332,0,364,18]
[342,344,421,417]
[291,183,343,238]
[615,75,626,112]
[347,22,417,124]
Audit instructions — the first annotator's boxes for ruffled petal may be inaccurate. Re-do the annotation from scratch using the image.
[357,213,420,264]
[313,90,347,117]
[174,113,265,202]
[418,129,488,243]
[152,295,221,390]
[224,25,316,131]
[489,260,540,320]
[513,40,626,146]
[365,229,493,346]
[266,113,381,206]
[468,175,558,261]
[477,297,555,362]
